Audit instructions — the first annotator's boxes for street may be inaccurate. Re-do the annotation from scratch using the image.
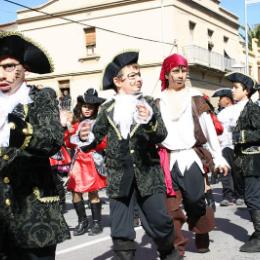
[56,183,259,260]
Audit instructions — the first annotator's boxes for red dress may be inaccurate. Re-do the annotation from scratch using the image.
[64,122,107,193]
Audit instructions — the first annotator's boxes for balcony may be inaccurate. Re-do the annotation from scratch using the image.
[183,45,236,72]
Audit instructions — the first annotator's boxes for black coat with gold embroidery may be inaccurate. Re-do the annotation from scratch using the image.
[233,100,260,177]
[0,85,70,248]
[82,96,168,199]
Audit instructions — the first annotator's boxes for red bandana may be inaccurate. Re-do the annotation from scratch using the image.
[159,54,188,91]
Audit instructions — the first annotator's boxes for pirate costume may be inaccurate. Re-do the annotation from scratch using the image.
[0,32,70,260]
[216,87,245,206]
[64,88,107,236]
[80,51,181,259]
[158,53,228,255]
[226,72,260,252]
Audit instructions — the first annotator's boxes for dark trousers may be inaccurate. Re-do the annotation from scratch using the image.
[110,188,173,247]
[244,176,260,210]
[172,162,206,222]
[6,245,56,260]
[221,147,244,200]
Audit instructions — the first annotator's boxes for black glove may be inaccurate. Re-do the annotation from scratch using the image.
[8,113,28,148]
[12,103,26,120]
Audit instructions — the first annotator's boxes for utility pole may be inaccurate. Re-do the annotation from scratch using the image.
[244,0,249,74]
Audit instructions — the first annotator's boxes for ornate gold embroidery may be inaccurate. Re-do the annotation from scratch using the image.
[130,124,140,138]
[106,116,122,140]
[33,187,60,203]
[20,122,33,150]
[144,121,158,133]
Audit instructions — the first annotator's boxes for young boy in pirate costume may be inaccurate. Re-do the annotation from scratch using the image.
[214,87,245,207]
[225,72,260,252]
[0,32,70,260]
[78,51,181,260]
[157,53,229,255]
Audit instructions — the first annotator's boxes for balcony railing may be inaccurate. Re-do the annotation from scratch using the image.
[183,45,236,72]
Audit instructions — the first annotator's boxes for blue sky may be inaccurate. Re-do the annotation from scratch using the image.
[0,0,259,27]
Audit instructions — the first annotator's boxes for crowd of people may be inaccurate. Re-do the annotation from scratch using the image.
[1,30,260,260]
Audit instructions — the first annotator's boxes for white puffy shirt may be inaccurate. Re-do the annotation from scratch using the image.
[159,88,228,174]
[217,99,248,150]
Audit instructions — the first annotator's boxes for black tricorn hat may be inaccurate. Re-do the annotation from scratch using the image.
[225,72,257,93]
[77,88,106,105]
[0,31,53,74]
[212,88,233,100]
[102,51,139,90]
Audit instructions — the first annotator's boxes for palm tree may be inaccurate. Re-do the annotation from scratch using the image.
[240,24,260,50]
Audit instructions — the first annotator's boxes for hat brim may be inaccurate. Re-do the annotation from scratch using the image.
[212,88,233,99]
[78,95,105,105]
[0,32,53,74]
[84,96,106,105]
[225,72,256,91]
[102,51,139,90]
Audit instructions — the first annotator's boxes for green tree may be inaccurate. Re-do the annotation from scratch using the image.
[249,24,260,47]
[239,24,260,50]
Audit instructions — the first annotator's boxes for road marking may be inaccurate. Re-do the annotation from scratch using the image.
[56,226,143,255]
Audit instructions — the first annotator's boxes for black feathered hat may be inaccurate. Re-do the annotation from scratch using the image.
[212,88,233,100]
[77,88,105,105]
[225,72,257,94]
[102,51,139,90]
[0,31,53,74]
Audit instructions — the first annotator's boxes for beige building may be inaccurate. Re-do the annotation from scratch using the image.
[0,0,258,103]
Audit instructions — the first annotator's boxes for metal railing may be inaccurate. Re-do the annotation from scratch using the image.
[183,45,236,72]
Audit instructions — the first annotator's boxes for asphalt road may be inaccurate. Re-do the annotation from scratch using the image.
[56,183,259,260]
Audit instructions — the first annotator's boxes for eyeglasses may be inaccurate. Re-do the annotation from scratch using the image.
[118,72,141,81]
[0,63,21,72]
[126,72,141,80]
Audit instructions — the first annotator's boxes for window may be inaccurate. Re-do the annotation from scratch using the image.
[58,80,71,110]
[84,27,96,56]
[207,29,214,51]
[223,36,229,43]
[58,80,70,90]
[208,29,214,38]
[189,21,196,31]
[189,21,196,42]
[249,65,252,76]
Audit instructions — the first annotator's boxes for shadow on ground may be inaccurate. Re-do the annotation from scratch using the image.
[215,217,249,242]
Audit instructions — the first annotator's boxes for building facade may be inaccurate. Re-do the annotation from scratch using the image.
[0,0,258,103]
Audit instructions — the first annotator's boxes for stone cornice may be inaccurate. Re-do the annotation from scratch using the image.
[17,0,153,24]
[176,0,239,30]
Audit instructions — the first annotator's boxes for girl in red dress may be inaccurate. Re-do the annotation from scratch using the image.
[64,88,107,236]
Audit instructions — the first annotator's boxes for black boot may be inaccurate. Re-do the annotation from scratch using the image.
[240,210,260,252]
[73,201,89,236]
[156,231,182,260]
[159,247,182,260]
[113,238,136,260]
[195,233,210,253]
[88,202,103,236]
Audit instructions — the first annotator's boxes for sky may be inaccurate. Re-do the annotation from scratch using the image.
[0,0,259,27]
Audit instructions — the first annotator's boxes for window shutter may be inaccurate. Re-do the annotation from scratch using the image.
[85,27,96,46]
[59,80,70,89]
